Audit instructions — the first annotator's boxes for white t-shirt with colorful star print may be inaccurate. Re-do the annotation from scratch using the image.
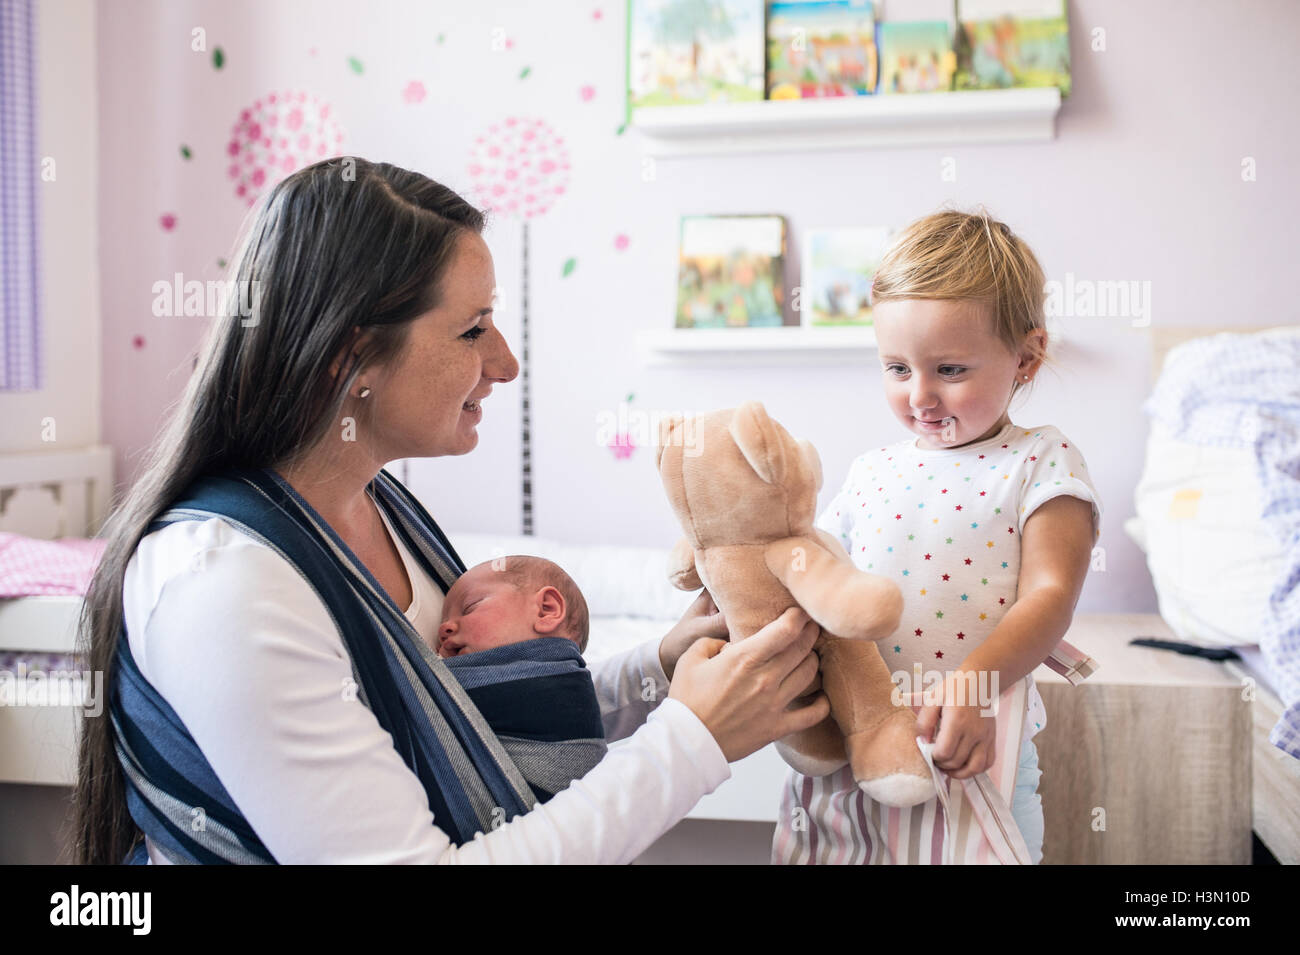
[816,420,1103,744]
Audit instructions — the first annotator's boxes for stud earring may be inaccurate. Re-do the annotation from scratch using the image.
[358,386,372,399]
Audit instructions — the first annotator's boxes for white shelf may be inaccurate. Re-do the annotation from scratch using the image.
[637,320,1062,366]
[637,326,877,366]
[633,88,1061,157]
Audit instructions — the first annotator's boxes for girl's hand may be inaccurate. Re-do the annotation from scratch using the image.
[658,589,729,680]
[915,671,999,780]
[668,607,828,762]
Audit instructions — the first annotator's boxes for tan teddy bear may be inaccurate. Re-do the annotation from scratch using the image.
[657,401,934,807]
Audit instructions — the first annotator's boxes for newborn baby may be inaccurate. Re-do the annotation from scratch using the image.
[432,555,605,806]
[434,555,590,659]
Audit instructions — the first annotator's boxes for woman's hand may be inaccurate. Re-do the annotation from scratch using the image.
[658,589,729,680]
[668,607,829,763]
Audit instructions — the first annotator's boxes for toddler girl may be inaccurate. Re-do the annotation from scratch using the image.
[774,210,1103,864]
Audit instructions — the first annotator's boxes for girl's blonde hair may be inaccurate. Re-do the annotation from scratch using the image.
[871,209,1051,390]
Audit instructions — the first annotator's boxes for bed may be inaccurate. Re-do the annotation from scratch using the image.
[0,445,112,790]
[1116,323,1300,865]
[0,446,113,864]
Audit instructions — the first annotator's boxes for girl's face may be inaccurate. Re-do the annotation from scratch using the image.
[873,298,1039,451]
[368,231,519,459]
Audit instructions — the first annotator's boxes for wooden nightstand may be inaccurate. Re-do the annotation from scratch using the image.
[1033,613,1253,864]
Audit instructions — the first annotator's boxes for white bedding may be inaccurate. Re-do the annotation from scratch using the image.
[445,531,696,621]
[1233,644,1283,702]
[1128,420,1283,649]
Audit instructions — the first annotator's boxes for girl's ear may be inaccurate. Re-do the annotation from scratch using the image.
[1018,328,1049,375]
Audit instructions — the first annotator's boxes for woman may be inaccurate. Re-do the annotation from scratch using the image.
[74,158,829,864]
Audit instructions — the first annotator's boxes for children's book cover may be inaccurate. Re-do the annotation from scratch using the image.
[878,21,955,94]
[677,215,788,328]
[954,0,1071,96]
[800,226,892,327]
[628,0,766,109]
[767,0,878,99]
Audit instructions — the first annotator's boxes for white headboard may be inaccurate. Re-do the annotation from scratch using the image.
[0,445,114,540]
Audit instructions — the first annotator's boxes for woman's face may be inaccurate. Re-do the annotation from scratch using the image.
[369,232,519,459]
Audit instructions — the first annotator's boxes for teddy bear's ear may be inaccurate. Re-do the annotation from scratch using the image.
[729,401,786,485]
[799,439,823,492]
[656,414,683,470]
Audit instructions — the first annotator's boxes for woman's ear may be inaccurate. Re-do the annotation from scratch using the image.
[330,325,375,383]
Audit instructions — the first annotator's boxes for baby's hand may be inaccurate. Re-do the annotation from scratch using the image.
[915,671,998,780]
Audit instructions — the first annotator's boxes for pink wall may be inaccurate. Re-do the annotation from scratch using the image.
[96,0,1300,613]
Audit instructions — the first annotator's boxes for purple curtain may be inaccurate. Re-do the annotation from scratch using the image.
[0,0,42,392]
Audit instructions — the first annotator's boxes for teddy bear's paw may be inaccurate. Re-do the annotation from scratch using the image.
[858,772,936,808]
[844,715,936,807]
[773,739,849,778]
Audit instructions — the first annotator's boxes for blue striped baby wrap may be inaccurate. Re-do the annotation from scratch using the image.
[111,467,607,864]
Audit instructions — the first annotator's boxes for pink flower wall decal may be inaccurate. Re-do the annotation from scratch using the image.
[226,90,346,207]
[579,85,596,102]
[614,233,630,251]
[608,432,636,460]
[159,214,176,231]
[466,116,571,220]
[403,80,427,104]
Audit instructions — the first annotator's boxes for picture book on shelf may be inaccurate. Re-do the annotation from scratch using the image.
[953,0,1071,96]
[676,215,788,328]
[800,226,892,327]
[628,0,766,110]
[767,0,878,99]
[878,21,955,94]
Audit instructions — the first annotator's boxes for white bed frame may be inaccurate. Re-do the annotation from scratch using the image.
[0,444,114,786]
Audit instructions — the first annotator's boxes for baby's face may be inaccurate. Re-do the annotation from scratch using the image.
[873,298,1029,451]
[437,562,576,659]
[436,564,535,658]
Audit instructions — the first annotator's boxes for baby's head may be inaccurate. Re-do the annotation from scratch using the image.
[436,556,590,659]
[870,209,1051,451]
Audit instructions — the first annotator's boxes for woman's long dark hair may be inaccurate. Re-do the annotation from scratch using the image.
[73,157,485,864]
